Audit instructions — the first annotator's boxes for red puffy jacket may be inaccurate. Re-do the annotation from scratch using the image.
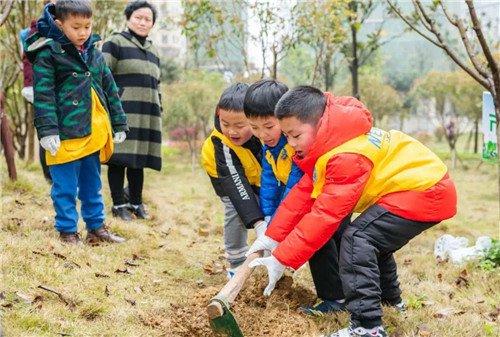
[266,93,457,270]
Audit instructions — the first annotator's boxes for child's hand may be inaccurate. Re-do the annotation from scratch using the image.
[248,255,285,296]
[40,135,60,156]
[254,220,268,239]
[113,131,126,144]
[246,235,278,257]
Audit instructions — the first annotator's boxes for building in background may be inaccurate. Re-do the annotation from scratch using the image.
[150,0,187,66]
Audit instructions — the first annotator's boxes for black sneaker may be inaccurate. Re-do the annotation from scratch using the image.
[111,205,133,221]
[130,204,149,220]
[322,323,387,337]
[300,299,346,316]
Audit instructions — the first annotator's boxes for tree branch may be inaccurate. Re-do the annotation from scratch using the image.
[439,1,488,78]
[359,1,375,25]
[386,0,444,49]
[456,18,489,78]
[439,1,457,26]
[411,0,490,90]
[412,0,434,32]
[465,0,499,94]
[0,0,14,26]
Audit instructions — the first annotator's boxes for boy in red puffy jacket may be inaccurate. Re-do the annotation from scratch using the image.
[248,86,457,337]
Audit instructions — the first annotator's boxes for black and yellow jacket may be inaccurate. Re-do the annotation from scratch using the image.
[201,116,264,228]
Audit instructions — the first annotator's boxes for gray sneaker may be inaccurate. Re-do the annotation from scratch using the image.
[322,324,387,337]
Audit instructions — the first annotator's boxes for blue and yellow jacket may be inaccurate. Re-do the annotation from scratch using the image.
[260,134,303,219]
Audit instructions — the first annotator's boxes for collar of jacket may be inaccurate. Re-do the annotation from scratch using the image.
[26,33,101,64]
[263,134,287,158]
[119,30,152,50]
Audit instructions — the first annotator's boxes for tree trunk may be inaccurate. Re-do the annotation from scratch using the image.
[271,45,278,80]
[473,118,479,154]
[464,127,473,153]
[194,47,200,69]
[324,51,333,91]
[495,104,500,219]
[16,131,26,160]
[350,24,360,99]
[451,147,457,170]
[399,112,405,131]
[1,114,17,180]
[27,102,34,162]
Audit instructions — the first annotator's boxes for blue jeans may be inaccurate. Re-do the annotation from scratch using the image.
[48,153,105,233]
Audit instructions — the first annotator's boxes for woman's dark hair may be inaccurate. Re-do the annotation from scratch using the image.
[243,79,289,118]
[124,0,157,24]
[55,0,92,21]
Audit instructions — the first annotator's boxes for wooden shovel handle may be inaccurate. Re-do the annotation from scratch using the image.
[207,251,262,319]
[218,251,262,304]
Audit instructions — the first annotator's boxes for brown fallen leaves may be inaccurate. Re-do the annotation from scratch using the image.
[454,269,469,288]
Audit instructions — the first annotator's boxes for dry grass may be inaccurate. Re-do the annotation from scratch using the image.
[1,147,499,337]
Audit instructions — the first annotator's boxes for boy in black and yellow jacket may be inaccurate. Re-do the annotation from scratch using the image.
[201,83,266,277]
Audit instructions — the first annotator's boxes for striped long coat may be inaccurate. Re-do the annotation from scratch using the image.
[102,31,162,171]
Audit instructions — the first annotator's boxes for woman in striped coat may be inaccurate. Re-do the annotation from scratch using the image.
[102,0,161,220]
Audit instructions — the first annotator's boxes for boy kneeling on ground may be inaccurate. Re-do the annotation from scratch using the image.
[248,86,457,337]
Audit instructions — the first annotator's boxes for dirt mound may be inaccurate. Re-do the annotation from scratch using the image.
[168,273,334,337]
[169,286,219,337]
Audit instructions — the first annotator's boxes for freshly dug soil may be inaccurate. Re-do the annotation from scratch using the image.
[169,272,345,337]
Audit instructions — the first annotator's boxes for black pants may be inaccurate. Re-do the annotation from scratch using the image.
[39,144,52,183]
[107,164,144,205]
[309,216,351,301]
[340,205,436,328]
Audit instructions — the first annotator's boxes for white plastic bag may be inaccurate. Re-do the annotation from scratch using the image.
[434,234,469,260]
[434,235,493,264]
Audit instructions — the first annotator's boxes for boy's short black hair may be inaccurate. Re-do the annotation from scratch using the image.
[125,0,157,24]
[55,0,92,21]
[275,86,326,124]
[217,83,249,112]
[243,79,289,118]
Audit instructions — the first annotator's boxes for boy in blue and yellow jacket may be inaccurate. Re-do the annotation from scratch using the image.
[243,80,350,314]
[243,80,302,220]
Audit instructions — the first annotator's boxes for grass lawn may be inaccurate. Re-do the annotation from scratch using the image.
[1,144,498,337]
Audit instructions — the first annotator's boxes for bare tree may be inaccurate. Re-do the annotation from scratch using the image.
[179,0,248,76]
[0,0,16,179]
[295,0,349,91]
[91,0,126,39]
[387,0,500,205]
[249,0,301,79]
[0,0,41,161]
[0,89,17,180]
[343,1,387,99]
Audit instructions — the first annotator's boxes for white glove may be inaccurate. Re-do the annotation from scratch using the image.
[40,135,60,156]
[21,86,34,104]
[246,234,278,257]
[113,131,126,143]
[248,255,285,296]
[254,220,268,239]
